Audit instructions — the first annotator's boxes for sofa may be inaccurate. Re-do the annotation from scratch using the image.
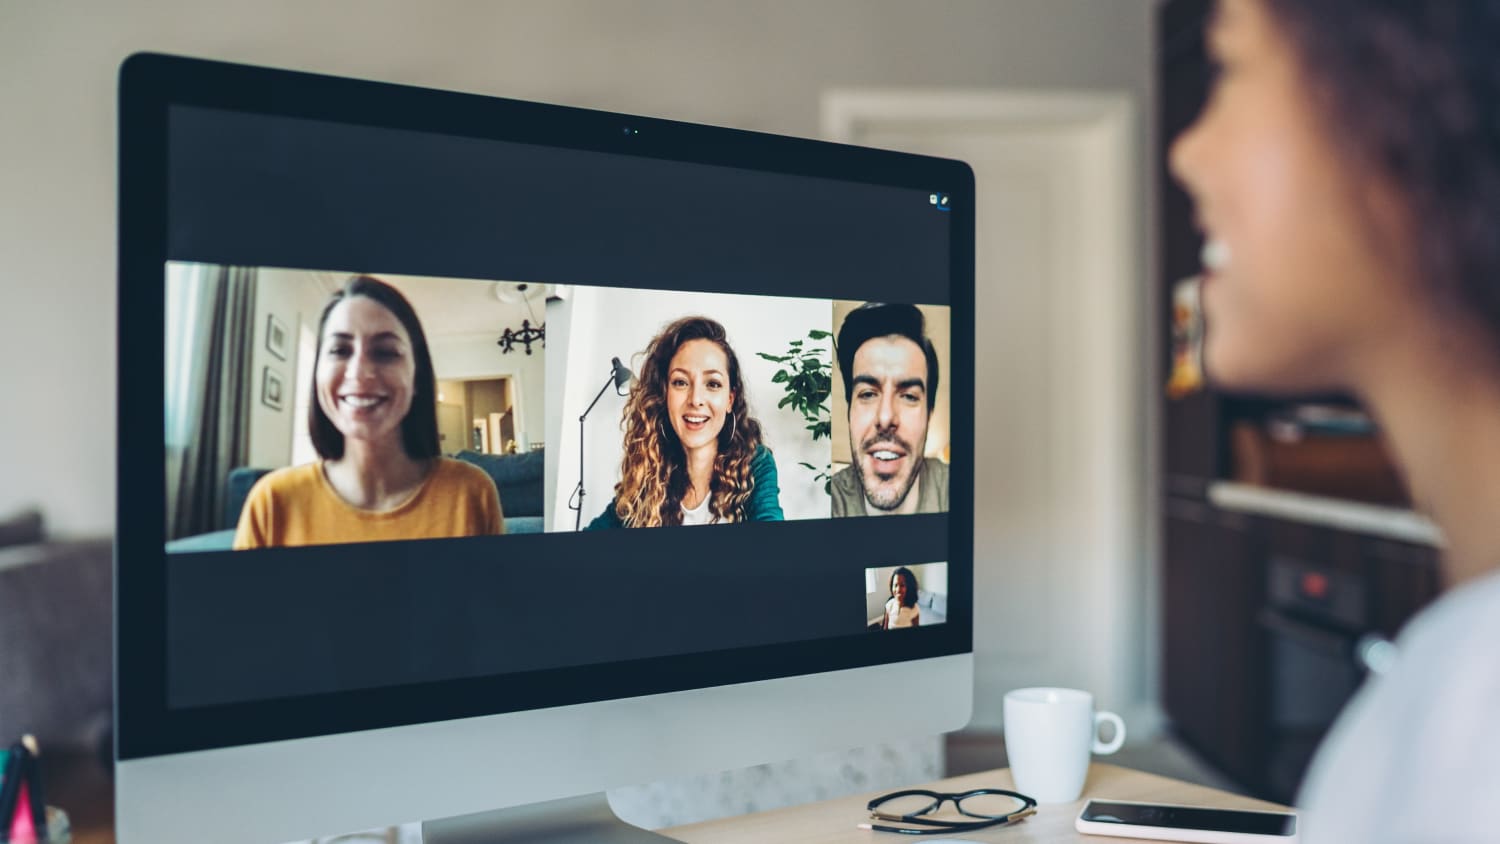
[452,448,544,534]
[0,511,113,757]
[164,448,545,552]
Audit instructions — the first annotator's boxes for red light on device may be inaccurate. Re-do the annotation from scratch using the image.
[1301,572,1330,600]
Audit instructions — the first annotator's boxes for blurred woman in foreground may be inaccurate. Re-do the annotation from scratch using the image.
[1170,1,1500,838]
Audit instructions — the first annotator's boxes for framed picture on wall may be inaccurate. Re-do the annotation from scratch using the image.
[266,313,289,361]
[262,366,285,411]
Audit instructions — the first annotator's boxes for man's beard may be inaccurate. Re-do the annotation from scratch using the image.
[856,430,923,511]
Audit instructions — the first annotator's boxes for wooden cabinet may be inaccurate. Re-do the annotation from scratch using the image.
[1163,498,1266,787]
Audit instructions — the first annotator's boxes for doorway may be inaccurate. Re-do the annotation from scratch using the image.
[437,377,515,455]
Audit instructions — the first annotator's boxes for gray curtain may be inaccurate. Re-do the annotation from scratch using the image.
[166,266,257,541]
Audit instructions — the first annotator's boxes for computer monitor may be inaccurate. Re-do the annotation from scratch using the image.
[117,53,974,843]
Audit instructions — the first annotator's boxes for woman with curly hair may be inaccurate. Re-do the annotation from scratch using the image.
[1172,0,1500,837]
[588,316,783,528]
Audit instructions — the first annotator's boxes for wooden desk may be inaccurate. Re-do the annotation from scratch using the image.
[665,763,1290,843]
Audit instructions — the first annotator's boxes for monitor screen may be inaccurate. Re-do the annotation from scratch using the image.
[120,54,972,766]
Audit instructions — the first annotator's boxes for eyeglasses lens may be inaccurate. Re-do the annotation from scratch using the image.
[875,794,941,817]
[955,792,1025,818]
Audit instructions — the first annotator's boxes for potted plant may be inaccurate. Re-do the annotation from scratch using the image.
[757,330,833,493]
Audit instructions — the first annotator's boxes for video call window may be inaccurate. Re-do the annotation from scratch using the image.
[163,265,953,554]
[164,263,547,552]
[831,302,952,518]
[866,563,950,630]
[546,286,836,531]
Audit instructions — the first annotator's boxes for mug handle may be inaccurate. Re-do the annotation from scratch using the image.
[1093,711,1126,755]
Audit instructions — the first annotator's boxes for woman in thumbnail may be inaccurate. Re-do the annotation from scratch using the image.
[588,316,783,528]
[1170,0,1500,838]
[233,275,503,548]
[882,567,920,630]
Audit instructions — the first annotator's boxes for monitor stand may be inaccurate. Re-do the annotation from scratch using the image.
[424,793,683,843]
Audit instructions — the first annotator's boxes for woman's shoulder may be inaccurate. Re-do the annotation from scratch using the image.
[750,443,776,471]
[253,463,323,494]
[586,501,623,530]
[434,456,499,490]
[1299,571,1500,839]
[239,463,325,515]
[1396,570,1500,681]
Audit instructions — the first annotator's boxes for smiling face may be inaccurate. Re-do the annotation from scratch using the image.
[315,296,417,450]
[665,338,735,452]
[849,336,930,512]
[1168,0,1414,394]
[891,572,909,606]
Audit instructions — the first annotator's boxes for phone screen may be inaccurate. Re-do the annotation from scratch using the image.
[1081,801,1296,835]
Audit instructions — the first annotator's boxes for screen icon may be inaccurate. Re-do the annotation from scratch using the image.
[929,194,938,205]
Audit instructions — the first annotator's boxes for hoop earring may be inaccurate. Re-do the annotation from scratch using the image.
[725,413,736,445]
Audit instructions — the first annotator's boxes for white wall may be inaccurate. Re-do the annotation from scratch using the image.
[548,288,832,528]
[244,268,307,468]
[0,0,1155,537]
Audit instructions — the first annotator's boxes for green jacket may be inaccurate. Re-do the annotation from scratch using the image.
[586,444,784,528]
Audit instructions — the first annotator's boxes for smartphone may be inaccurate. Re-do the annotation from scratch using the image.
[1076,799,1298,843]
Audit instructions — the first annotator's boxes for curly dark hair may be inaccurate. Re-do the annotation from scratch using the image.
[612,316,765,527]
[1261,1,1500,343]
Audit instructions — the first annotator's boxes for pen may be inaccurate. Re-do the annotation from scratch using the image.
[21,736,45,842]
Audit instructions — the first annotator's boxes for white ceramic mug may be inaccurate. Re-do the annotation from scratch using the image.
[1003,687,1126,804]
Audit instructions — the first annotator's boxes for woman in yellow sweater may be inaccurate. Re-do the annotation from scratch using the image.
[233,275,502,549]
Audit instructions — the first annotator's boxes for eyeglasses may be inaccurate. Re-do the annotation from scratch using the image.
[859,787,1038,835]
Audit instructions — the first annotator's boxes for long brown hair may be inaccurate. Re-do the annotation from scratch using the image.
[612,316,764,527]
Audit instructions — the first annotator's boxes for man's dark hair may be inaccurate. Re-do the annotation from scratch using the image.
[1261,0,1500,352]
[835,303,940,411]
[308,275,440,460]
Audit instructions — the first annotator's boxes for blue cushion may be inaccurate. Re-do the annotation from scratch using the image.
[454,450,545,517]
[224,467,272,530]
[504,516,544,534]
[166,529,236,554]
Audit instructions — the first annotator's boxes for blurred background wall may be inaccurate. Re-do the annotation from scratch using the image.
[0,0,1155,535]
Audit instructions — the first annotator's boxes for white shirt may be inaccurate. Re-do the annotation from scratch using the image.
[1297,568,1500,842]
[680,493,717,526]
[885,597,920,629]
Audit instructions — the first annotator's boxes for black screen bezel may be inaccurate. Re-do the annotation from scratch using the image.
[118,52,975,760]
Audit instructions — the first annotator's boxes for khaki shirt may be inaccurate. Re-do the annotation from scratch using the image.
[830,458,949,517]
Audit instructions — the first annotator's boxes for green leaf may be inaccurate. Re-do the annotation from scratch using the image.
[808,329,832,340]
[771,371,789,383]
[756,352,789,363]
[778,395,793,408]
